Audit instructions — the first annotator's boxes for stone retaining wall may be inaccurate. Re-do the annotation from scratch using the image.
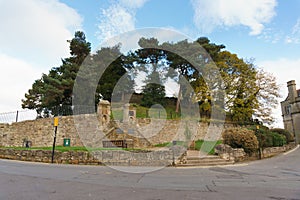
[215,143,297,162]
[0,115,233,148]
[261,143,296,158]
[214,144,246,162]
[0,149,94,164]
[0,116,83,147]
[0,147,185,166]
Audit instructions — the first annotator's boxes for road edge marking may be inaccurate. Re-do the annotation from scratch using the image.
[283,144,299,155]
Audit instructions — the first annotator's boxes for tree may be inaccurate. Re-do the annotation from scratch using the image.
[160,37,225,115]
[96,47,135,102]
[141,83,166,107]
[134,38,170,108]
[253,69,281,125]
[22,33,280,125]
[66,31,92,66]
[135,37,279,125]
[23,31,135,116]
[22,31,91,116]
[162,37,277,124]
[21,79,44,117]
[135,37,173,84]
[216,51,257,122]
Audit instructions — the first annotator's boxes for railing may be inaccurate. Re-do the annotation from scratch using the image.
[0,105,97,124]
[0,110,37,123]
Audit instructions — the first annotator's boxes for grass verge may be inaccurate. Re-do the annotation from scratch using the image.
[0,146,140,152]
[154,140,222,155]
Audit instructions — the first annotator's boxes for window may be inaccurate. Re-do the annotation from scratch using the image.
[285,105,291,115]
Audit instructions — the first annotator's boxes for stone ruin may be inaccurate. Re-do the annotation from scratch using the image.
[97,100,111,126]
[97,100,137,128]
[97,100,140,148]
[96,100,208,149]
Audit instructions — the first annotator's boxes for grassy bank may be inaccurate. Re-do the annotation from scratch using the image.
[0,146,132,152]
[154,140,222,154]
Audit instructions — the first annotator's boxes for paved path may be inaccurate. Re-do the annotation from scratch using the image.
[0,146,300,200]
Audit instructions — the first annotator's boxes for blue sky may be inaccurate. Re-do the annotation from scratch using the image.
[1,0,300,126]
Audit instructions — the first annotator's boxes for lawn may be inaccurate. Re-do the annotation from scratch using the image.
[154,140,223,155]
[0,146,132,152]
[110,104,181,120]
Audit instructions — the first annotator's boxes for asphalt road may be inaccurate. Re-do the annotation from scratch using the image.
[0,146,300,200]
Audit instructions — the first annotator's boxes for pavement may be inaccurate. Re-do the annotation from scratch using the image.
[0,146,300,200]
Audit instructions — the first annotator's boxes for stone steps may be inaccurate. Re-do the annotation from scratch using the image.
[176,151,235,167]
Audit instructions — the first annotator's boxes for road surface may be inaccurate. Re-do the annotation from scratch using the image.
[0,146,300,200]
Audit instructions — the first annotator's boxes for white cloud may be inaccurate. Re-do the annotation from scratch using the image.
[260,58,300,93]
[98,4,135,42]
[259,58,300,128]
[258,28,283,44]
[0,0,83,113]
[97,0,148,42]
[119,0,148,9]
[191,0,277,35]
[0,0,82,68]
[0,54,43,111]
[292,19,300,35]
[101,27,190,54]
[285,18,300,44]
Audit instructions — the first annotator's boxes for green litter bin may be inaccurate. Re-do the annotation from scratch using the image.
[63,138,71,147]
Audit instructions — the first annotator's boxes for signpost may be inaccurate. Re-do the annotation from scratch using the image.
[51,117,59,164]
[256,125,262,160]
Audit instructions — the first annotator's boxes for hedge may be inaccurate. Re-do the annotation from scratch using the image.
[248,127,287,147]
[222,128,259,154]
[270,128,294,143]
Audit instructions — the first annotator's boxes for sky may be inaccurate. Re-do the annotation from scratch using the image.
[0,0,300,127]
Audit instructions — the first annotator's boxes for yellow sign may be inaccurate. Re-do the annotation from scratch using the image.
[54,117,59,127]
[256,125,260,130]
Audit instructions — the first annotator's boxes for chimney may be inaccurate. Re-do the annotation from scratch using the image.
[287,80,297,103]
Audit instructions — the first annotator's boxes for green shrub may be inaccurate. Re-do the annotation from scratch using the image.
[270,128,294,143]
[271,132,287,147]
[222,128,259,154]
[254,129,273,148]
[247,127,288,148]
[256,131,286,147]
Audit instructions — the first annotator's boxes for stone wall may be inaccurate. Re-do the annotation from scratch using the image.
[261,143,296,158]
[0,116,84,147]
[0,148,185,166]
[214,144,246,162]
[111,119,231,148]
[0,149,93,164]
[215,143,297,162]
[0,114,233,148]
